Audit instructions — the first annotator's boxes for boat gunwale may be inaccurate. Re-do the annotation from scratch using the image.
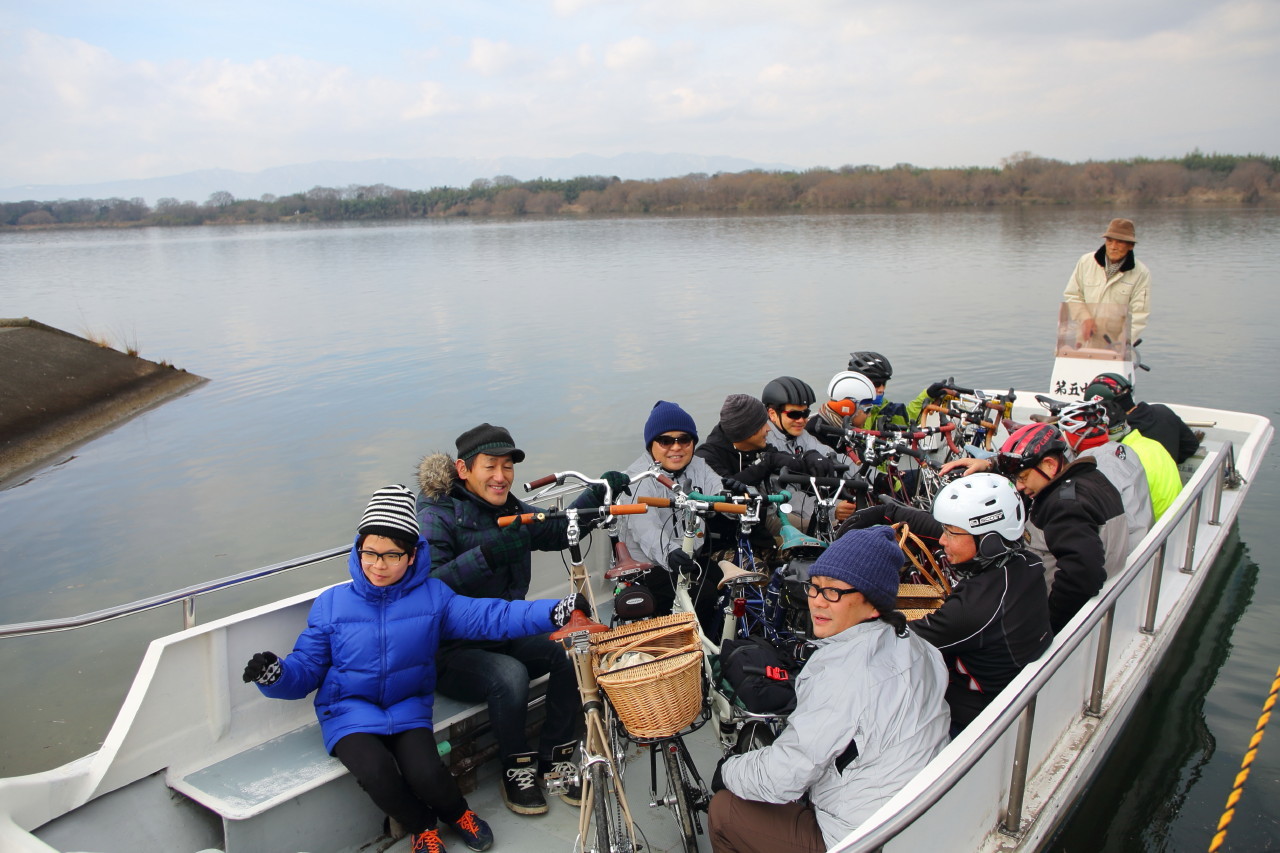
[833,403,1273,852]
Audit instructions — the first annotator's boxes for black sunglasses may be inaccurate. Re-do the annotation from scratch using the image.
[782,408,811,421]
[653,433,695,448]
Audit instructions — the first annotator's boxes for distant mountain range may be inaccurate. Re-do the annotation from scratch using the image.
[0,153,800,205]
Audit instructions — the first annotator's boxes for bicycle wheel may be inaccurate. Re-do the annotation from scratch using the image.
[662,743,699,853]
[588,761,627,853]
[732,720,777,755]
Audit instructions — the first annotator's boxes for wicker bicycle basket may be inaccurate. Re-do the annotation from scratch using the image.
[893,522,951,620]
[590,612,704,739]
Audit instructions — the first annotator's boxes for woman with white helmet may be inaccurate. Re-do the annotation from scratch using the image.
[838,474,1053,733]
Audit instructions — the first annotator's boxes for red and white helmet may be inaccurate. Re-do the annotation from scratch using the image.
[995,423,1068,479]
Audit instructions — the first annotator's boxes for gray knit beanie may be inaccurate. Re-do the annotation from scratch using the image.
[811,527,903,613]
[358,484,420,544]
[719,394,769,443]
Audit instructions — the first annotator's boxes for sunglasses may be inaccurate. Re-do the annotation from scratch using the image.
[782,409,811,421]
[653,433,695,448]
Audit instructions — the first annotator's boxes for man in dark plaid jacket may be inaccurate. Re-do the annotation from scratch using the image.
[416,423,627,816]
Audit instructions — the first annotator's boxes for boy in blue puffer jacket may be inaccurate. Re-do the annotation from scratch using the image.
[243,485,587,853]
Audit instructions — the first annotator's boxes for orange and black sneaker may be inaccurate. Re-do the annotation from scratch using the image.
[411,827,447,853]
[450,809,494,852]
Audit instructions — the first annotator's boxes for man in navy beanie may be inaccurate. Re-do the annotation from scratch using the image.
[709,527,950,853]
[618,401,726,629]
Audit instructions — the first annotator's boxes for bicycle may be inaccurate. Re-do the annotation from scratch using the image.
[632,484,797,759]
[513,470,711,853]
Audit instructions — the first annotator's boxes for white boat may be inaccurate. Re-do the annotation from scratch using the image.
[0,318,1271,853]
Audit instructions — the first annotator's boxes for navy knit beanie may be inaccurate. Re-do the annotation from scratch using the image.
[644,401,698,447]
[811,527,903,614]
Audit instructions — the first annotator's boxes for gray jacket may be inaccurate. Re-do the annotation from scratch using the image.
[722,619,950,848]
[1076,440,1153,553]
[618,453,723,566]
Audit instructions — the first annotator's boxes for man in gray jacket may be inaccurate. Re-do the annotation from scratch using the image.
[708,527,950,852]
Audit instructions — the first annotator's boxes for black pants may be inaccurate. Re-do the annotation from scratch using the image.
[436,634,581,761]
[333,728,467,835]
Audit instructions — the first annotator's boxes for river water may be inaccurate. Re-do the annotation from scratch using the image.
[2,208,1277,850]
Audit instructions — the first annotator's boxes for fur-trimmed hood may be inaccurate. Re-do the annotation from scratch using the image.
[417,452,459,501]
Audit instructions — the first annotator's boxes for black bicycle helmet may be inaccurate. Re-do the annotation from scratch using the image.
[762,376,816,409]
[995,423,1069,479]
[847,351,892,384]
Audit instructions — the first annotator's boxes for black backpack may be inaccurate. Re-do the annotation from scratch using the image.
[718,636,801,715]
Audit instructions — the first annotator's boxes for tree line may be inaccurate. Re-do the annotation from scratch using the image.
[3,151,1276,229]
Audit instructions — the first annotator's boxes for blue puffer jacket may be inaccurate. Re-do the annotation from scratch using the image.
[258,535,558,752]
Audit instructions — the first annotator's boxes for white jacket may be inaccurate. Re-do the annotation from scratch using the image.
[722,619,950,848]
[1063,247,1151,342]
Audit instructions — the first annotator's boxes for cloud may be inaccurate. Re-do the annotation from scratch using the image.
[604,36,658,71]
[1,0,1277,187]
[466,38,524,77]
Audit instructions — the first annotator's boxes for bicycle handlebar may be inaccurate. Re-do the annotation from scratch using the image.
[497,504,649,528]
[777,469,869,491]
[634,495,748,515]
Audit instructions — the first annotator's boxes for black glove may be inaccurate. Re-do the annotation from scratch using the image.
[243,651,282,685]
[711,755,728,793]
[721,476,749,495]
[480,526,526,566]
[927,380,953,400]
[552,592,592,626]
[587,470,632,504]
[667,549,698,576]
[846,505,889,529]
[765,450,795,474]
[800,449,836,478]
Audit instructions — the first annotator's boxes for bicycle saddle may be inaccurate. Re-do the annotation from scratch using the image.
[717,559,770,589]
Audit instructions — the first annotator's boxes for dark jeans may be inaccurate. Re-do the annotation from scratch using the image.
[435,634,581,761]
[333,728,466,835]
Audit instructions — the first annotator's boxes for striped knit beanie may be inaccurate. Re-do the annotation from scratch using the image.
[358,484,420,544]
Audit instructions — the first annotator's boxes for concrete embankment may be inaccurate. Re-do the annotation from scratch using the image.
[0,318,208,484]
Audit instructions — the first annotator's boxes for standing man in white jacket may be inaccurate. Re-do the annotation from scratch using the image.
[707,527,950,852]
[1064,217,1151,344]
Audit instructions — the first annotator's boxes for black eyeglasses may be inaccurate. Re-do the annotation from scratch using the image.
[801,581,862,602]
[358,549,408,565]
[654,434,695,447]
[782,409,811,421]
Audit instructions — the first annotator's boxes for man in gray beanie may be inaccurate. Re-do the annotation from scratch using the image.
[708,527,950,853]
[697,393,825,492]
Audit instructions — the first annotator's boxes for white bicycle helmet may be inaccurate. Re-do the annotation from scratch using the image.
[931,473,1026,545]
[826,370,877,405]
[1057,399,1109,444]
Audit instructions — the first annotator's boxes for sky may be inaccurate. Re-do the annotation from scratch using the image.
[1,0,1278,187]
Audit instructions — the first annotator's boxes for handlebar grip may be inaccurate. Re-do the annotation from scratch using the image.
[608,503,649,516]
[636,496,672,508]
[524,474,556,490]
[498,512,544,528]
[811,419,843,438]
[712,502,749,514]
[655,473,676,489]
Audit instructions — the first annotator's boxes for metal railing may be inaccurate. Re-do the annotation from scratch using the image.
[0,483,591,641]
[0,545,349,639]
[840,439,1241,851]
